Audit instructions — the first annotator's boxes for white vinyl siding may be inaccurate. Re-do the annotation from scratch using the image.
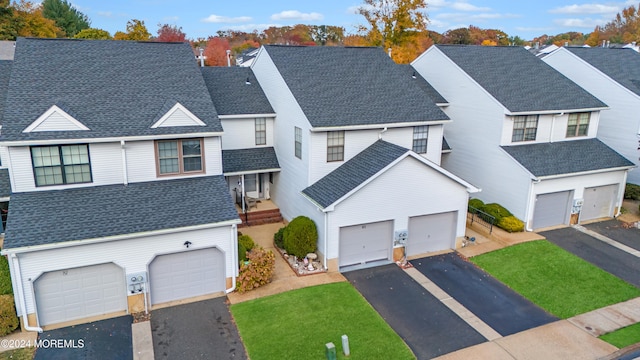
[220,117,275,150]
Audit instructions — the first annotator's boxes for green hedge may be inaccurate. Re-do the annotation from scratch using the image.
[469,200,524,233]
[482,203,513,222]
[468,198,484,212]
[624,183,640,200]
[0,255,13,295]
[283,216,318,258]
[273,227,285,249]
[497,216,525,233]
[238,235,255,252]
[0,294,18,336]
[238,243,247,264]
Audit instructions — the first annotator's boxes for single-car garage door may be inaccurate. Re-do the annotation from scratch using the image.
[532,191,572,229]
[339,220,392,268]
[149,248,225,305]
[581,184,617,222]
[407,211,457,256]
[34,262,127,326]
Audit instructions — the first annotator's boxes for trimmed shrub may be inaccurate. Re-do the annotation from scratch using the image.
[497,216,525,233]
[0,294,18,336]
[238,243,247,264]
[238,235,255,251]
[283,216,318,258]
[273,226,285,249]
[482,203,513,222]
[236,246,276,293]
[468,198,484,212]
[624,183,640,200]
[0,255,13,295]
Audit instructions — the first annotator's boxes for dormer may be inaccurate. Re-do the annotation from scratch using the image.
[22,105,89,133]
[150,102,206,128]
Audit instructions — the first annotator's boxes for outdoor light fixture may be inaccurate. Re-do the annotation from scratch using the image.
[183,241,192,248]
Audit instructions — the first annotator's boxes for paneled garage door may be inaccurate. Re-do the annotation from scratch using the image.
[149,248,225,305]
[581,184,617,222]
[33,263,127,326]
[339,220,393,268]
[407,211,457,256]
[532,191,572,229]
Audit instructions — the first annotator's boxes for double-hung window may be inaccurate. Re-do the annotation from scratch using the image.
[511,115,538,142]
[255,118,266,145]
[294,127,302,159]
[566,112,590,137]
[412,126,429,153]
[31,144,92,186]
[156,139,204,176]
[327,131,344,162]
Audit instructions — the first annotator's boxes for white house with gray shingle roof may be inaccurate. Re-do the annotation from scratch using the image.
[0,38,241,331]
[251,45,479,271]
[413,45,635,230]
[543,47,640,185]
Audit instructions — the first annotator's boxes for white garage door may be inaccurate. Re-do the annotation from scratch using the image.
[532,191,572,229]
[34,263,127,326]
[407,211,457,256]
[339,220,392,268]
[581,184,617,222]
[149,248,225,305]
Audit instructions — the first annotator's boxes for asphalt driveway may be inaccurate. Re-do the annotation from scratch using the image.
[584,219,640,251]
[151,297,246,359]
[412,252,558,336]
[541,226,640,288]
[344,264,486,359]
[34,315,133,360]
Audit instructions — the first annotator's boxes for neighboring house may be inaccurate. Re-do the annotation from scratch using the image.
[0,38,240,331]
[542,47,640,185]
[250,45,479,271]
[413,45,634,231]
[236,47,259,66]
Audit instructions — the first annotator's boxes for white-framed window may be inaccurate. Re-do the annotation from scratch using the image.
[156,138,205,176]
[512,115,538,142]
[327,131,345,162]
[31,144,92,186]
[294,127,302,159]
[566,112,590,137]
[412,126,429,153]
[255,118,266,145]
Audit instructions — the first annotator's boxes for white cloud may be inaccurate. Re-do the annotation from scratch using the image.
[271,10,324,21]
[549,4,619,15]
[554,17,606,28]
[451,2,490,12]
[201,14,252,23]
[219,23,281,32]
[97,11,113,17]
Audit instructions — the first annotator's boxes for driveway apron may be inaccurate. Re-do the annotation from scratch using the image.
[412,253,558,336]
[151,297,246,360]
[584,219,640,251]
[34,315,133,360]
[344,264,486,360]
[541,227,640,288]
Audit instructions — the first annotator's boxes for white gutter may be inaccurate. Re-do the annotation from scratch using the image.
[1,219,242,255]
[225,223,238,293]
[535,165,636,181]
[506,107,608,116]
[120,140,128,186]
[218,114,276,120]
[224,168,281,177]
[0,132,225,147]
[309,120,452,132]
[10,254,42,332]
[525,180,537,232]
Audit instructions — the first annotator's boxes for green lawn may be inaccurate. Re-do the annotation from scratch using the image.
[471,240,640,319]
[600,323,640,348]
[230,282,415,360]
[0,347,35,360]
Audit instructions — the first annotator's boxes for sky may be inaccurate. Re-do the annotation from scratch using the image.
[69,0,639,41]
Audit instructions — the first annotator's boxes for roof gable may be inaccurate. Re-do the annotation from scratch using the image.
[565,47,640,97]
[23,104,89,132]
[150,102,206,128]
[434,45,607,113]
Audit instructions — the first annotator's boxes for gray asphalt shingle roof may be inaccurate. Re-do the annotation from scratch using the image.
[566,47,640,97]
[3,176,239,249]
[1,38,222,142]
[435,45,607,113]
[0,169,10,198]
[302,140,408,208]
[399,64,448,104]
[501,138,634,177]
[201,66,274,116]
[0,60,11,126]
[263,45,449,128]
[222,147,280,174]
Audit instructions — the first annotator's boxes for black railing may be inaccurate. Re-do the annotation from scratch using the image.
[467,206,495,234]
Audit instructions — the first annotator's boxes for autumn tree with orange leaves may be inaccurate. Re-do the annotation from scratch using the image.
[203,37,231,66]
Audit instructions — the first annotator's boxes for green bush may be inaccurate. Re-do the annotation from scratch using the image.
[238,235,255,252]
[468,198,484,212]
[236,246,276,293]
[624,183,640,200]
[0,294,18,336]
[238,243,247,264]
[283,216,318,258]
[273,226,285,249]
[482,203,513,222]
[0,255,13,295]
[497,216,525,233]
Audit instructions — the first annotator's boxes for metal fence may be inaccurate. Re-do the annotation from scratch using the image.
[467,206,495,234]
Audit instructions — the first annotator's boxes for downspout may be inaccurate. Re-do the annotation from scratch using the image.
[525,179,539,232]
[10,254,42,332]
[324,211,328,271]
[226,223,238,293]
[616,171,629,217]
[120,140,128,185]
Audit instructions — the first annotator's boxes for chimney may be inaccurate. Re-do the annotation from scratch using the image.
[226,49,231,67]
[564,42,568,47]
[606,40,610,48]
[388,47,392,58]
[602,40,606,48]
[198,48,204,68]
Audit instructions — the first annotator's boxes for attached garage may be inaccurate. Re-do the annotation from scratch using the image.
[581,184,617,222]
[149,247,225,305]
[33,262,127,326]
[407,211,457,256]
[339,220,393,268]
[532,191,572,229]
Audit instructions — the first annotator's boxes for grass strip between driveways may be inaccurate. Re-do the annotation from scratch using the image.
[230,282,415,360]
[599,322,640,348]
[470,240,640,319]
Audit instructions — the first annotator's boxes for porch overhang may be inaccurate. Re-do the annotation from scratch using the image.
[222,147,280,175]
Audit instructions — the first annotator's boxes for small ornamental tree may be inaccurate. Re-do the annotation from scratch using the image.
[283,216,318,258]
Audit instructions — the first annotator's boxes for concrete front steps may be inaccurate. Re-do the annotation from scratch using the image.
[238,208,284,228]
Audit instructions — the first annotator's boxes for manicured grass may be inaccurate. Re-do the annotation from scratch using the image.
[0,347,35,360]
[471,240,640,319]
[600,323,640,348]
[231,282,415,360]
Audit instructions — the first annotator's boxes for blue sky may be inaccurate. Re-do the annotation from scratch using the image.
[70,1,638,41]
